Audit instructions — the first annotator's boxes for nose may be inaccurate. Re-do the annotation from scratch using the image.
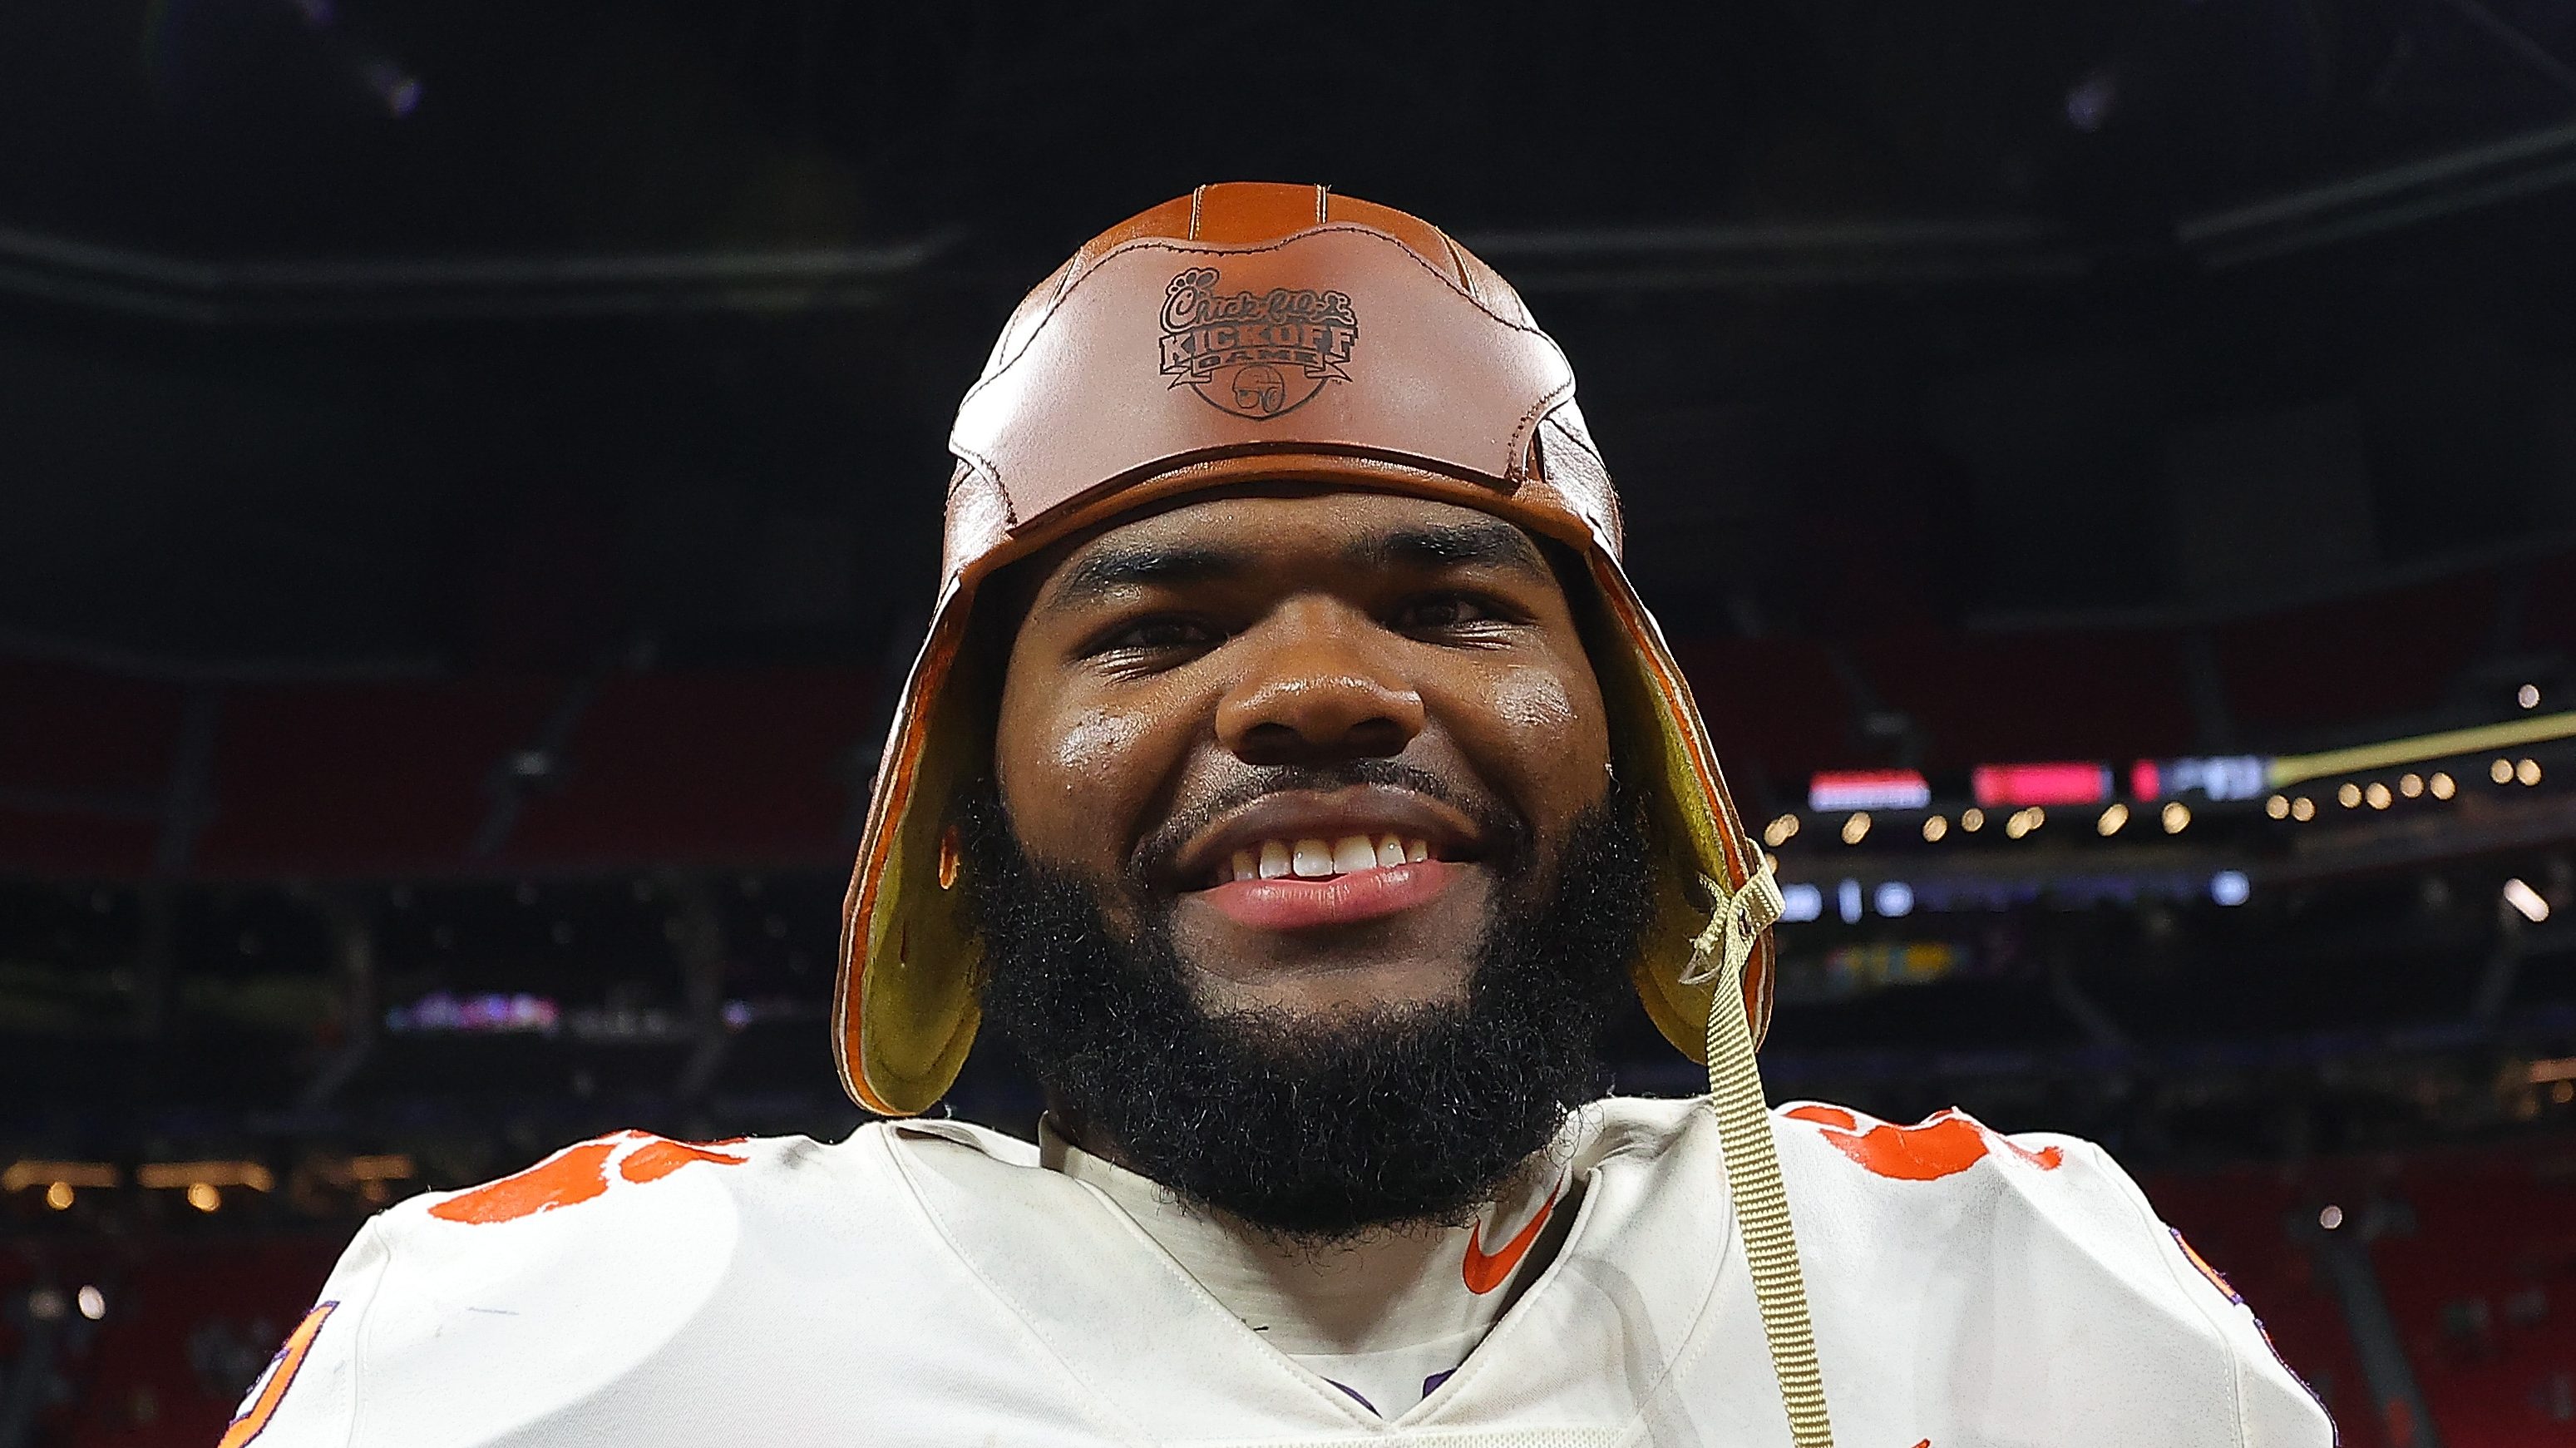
[1215,600,1427,766]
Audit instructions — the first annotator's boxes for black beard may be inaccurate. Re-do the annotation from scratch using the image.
[958,774,1653,1241]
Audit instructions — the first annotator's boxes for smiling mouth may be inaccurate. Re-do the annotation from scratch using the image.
[1215,834,1433,888]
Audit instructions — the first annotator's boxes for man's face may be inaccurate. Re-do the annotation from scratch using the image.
[992,489,1616,1020]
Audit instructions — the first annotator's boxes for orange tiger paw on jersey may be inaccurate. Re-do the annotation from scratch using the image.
[429,1130,750,1224]
[1784,1104,2064,1181]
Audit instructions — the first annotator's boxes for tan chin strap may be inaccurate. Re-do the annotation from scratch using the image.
[1682,848,1833,1448]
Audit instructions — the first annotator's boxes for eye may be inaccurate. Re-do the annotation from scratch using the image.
[1392,594,1503,631]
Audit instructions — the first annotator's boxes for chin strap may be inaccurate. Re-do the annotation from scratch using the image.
[1682,848,1833,1448]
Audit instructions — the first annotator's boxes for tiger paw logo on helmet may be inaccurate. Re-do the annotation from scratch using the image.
[1157,265,1360,418]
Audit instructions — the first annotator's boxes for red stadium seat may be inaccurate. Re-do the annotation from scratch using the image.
[2367,1141,2576,1446]
[506,667,874,867]
[0,658,184,876]
[194,677,558,877]
[1849,627,2200,769]
[46,1233,350,1448]
[1674,636,1859,794]
[2213,574,2500,736]
[0,660,184,803]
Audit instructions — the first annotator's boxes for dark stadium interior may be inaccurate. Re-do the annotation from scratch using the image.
[3,3,2575,1445]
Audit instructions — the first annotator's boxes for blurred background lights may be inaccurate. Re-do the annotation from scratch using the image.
[2517,759,2541,786]
[1838,879,1864,924]
[1841,812,1872,845]
[1778,882,1823,923]
[2265,794,2290,819]
[1874,880,1916,917]
[2211,871,2251,907]
[1764,813,1800,848]
[1959,807,1986,832]
[2337,782,2362,808]
[2292,796,2317,821]
[185,1182,220,1213]
[2162,801,2191,833]
[44,1181,74,1210]
[76,1285,105,1321]
[1922,813,1949,842]
[2065,69,2119,131]
[2492,758,2515,784]
[2400,773,2424,798]
[2319,1204,2345,1230]
[2097,802,2129,836]
[2365,782,2391,809]
[2430,772,2457,799]
[27,1288,65,1322]
[2504,877,2550,924]
[2520,684,2542,709]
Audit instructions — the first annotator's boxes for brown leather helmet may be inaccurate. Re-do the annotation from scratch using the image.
[834,181,1786,1119]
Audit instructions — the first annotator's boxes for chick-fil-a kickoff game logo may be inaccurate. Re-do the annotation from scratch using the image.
[1157,267,1360,420]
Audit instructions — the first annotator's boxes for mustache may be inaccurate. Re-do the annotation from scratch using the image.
[1129,758,1528,887]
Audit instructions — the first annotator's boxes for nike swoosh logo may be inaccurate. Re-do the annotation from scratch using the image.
[1462,1183,1560,1295]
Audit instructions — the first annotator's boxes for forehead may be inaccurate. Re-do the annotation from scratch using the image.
[1029,489,1552,606]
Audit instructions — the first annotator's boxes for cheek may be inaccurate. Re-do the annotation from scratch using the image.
[1488,665,1610,776]
[994,692,1169,869]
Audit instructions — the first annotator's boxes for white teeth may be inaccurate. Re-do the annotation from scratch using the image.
[1291,838,1334,878]
[1226,834,1439,883]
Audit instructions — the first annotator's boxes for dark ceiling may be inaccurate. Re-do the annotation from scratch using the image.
[1,0,2571,667]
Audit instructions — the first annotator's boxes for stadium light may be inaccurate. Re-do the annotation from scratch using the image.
[2161,802,2191,833]
[2399,773,2423,798]
[2337,783,2361,808]
[2430,772,2456,799]
[137,1161,274,1193]
[1922,814,1948,842]
[2291,797,2317,821]
[2493,759,2515,784]
[2522,684,2543,709]
[2096,803,2129,836]
[2518,759,2542,786]
[76,1286,105,1322]
[2265,794,2290,819]
[1959,807,1986,832]
[2504,878,2551,924]
[2365,782,2391,809]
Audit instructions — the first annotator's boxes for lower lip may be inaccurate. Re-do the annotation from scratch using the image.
[1194,861,1458,932]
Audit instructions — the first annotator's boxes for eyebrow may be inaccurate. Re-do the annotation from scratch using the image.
[1039,518,1547,612]
[1341,520,1547,577]
[1042,542,1246,609]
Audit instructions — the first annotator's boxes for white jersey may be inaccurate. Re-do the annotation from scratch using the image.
[224,1097,2332,1447]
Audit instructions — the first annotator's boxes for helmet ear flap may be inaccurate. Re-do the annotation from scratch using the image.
[1564,551,1779,1060]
